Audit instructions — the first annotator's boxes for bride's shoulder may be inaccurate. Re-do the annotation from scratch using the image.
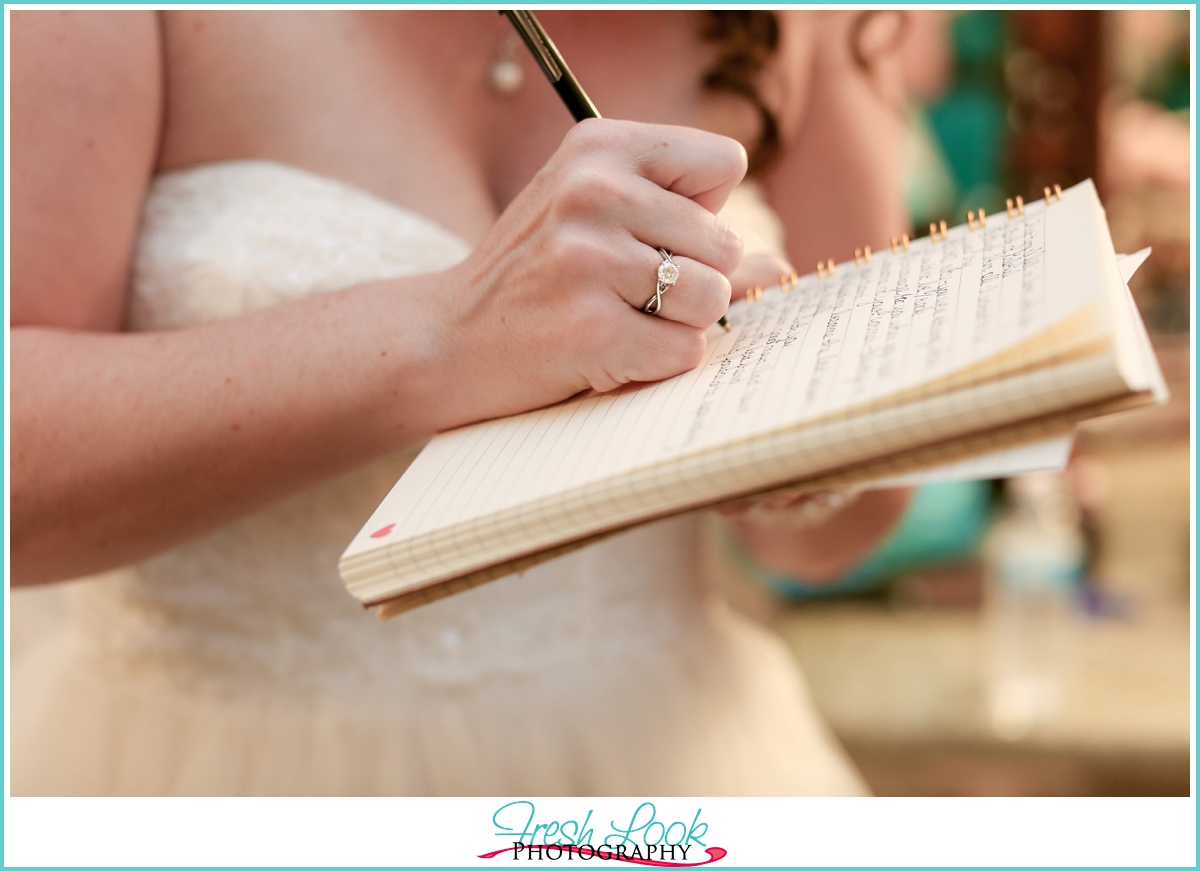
[11,10,161,331]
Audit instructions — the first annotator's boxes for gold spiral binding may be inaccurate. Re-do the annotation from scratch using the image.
[736,179,1062,308]
[1005,196,1026,218]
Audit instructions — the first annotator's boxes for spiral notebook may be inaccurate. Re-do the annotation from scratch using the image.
[340,180,1166,618]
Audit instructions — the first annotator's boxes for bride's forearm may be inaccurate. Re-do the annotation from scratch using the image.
[11,274,463,586]
[13,119,750,586]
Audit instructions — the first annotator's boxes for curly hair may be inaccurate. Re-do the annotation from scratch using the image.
[699,11,782,175]
[700,10,908,174]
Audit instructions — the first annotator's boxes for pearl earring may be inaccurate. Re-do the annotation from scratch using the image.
[489,32,524,97]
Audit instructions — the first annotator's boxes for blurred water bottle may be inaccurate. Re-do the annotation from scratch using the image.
[984,472,1085,741]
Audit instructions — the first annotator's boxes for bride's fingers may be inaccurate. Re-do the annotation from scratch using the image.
[730,252,796,295]
[559,120,748,215]
[622,251,730,329]
[622,179,743,276]
[599,311,708,388]
[608,120,748,214]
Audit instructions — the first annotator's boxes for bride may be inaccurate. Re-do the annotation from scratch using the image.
[11,10,911,795]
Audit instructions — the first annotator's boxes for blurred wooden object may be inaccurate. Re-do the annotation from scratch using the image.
[1006,10,1105,197]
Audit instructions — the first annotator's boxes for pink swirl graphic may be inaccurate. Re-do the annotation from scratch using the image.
[478,844,727,866]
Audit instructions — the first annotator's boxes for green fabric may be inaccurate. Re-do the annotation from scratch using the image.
[915,10,1009,219]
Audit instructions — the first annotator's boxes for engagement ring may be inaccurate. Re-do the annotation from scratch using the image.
[643,249,679,315]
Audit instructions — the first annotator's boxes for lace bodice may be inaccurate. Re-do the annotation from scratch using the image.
[70,160,706,692]
[15,159,863,797]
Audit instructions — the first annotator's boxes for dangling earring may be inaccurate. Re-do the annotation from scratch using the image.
[489,31,524,97]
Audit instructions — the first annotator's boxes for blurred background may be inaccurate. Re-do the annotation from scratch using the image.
[707,9,1193,796]
[8,8,1190,799]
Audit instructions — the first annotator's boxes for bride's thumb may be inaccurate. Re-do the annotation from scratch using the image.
[729,252,795,295]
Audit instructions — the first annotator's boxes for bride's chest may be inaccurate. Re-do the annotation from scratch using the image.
[155,10,736,246]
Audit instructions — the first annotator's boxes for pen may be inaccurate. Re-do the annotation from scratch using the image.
[501,10,731,331]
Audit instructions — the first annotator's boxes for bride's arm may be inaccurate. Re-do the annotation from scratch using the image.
[12,12,746,585]
[9,13,466,584]
[725,11,915,581]
[13,291,467,586]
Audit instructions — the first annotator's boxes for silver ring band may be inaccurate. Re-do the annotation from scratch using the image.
[643,249,679,315]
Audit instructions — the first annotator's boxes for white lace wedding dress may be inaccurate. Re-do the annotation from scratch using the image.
[10,161,865,796]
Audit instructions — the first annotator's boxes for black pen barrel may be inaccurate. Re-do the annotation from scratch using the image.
[553,75,601,122]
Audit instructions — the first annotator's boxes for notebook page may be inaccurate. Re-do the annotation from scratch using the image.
[1115,248,1168,401]
[1095,211,1167,398]
[851,250,1152,490]
[347,352,1132,603]
[867,436,1073,488]
[345,182,1106,557]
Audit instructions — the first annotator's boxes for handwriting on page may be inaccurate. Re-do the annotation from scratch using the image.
[673,211,1047,453]
[369,206,1068,536]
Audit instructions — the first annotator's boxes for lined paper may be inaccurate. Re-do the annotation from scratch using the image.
[344,181,1119,566]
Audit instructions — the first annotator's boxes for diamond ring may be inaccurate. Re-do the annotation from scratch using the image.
[642,249,680,315]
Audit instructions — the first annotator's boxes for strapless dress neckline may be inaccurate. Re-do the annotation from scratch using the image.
[11,158,865,796]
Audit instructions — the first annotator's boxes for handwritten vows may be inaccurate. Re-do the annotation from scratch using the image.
[361,193,1099,536]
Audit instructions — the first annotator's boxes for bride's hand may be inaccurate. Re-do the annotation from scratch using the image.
[723,482,914,583]
[435,118,747,423]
